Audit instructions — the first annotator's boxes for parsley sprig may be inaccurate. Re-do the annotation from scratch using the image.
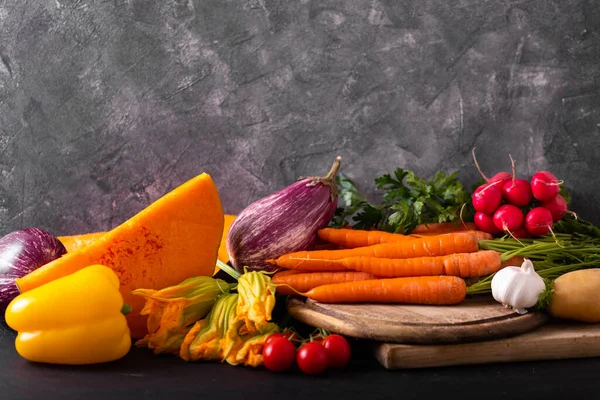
[331,168,473,234]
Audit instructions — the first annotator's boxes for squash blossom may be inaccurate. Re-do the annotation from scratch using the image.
[132,276,234,354]
[4,265,131,365]
[235,270,277,333]
[178,270,280,367]
[223,322,279,367]
[180,293,241,362]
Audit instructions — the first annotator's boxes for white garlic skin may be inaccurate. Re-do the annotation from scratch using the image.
[491,259,546,314]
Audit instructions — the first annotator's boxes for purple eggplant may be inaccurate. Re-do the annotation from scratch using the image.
[0,228,67,309]
[226,157,341,273]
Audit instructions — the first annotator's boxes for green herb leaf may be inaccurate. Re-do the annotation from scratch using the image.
[332,174,383,229]
[332,167,472,233]
[353,204,384,230]
[553,214,600,239]
[559,185,572,205]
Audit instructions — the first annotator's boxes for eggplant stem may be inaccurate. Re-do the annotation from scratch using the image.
[296,156,342,202]
[324,156,342,180]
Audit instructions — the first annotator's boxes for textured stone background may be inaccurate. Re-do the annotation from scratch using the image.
[0,0,599,237]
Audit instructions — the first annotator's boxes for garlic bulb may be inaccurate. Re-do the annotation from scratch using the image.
[491,258,546,314]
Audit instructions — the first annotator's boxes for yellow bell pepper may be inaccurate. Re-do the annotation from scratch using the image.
[4,264,132,365]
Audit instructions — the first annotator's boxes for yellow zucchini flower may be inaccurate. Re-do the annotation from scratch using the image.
[132,276,234,354]
[180,293,240,362]
[235,270,277,333]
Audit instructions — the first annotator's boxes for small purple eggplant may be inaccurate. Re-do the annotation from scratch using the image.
[0,228,67,310]
[226,157,342,273]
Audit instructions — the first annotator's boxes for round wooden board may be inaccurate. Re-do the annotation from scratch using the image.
[286,296,549,344]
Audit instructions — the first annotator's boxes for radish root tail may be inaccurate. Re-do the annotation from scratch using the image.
[547,225,565,248]
[475,179,504,199]
[471,147,490,182]
[459,202,467,228]
[509,154,516,185]
[504,226,525,247]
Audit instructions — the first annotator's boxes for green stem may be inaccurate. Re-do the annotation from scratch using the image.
[467,260,600,296]
[470,226,600,296]
[216,259,241,280]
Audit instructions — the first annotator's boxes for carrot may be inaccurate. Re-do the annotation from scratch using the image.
[317,227,415,248]
[411,222,477,235]
[268,232,480,270]
[440,250,502,277]
[272,270,376,296]
[410,230,493,241]
[272,262,349,272]
[501,255,525,269]
[337,250,501,278]
[463,230,492,241]
[271,269,305,278]
[301,276,467,305]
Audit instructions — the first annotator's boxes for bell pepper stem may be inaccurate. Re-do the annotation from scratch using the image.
[121,304,132,315]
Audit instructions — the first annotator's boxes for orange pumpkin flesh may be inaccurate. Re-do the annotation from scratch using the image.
[16,173,224,339]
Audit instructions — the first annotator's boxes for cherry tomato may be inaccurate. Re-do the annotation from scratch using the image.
[321,334,351,368]
[263,337,296,372]
[296,342,328,375]
[283,331,299,342]
[264,333,285,347]
[266,331,299,346]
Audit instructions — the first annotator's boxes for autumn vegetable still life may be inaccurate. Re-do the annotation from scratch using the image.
[2,149,600,374]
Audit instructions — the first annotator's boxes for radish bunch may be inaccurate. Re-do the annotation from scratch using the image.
[471,152,569,238]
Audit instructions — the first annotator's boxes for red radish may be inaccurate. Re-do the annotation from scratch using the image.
[471,182,503,214]
[474,212,502,235]
[502,179,532,207]
[541,194,571,223]
[489,171,512,186]
[500,154,532,207]
[524,207,553,237]
[471,148,511,185]
[531,171,561,202]
[512,227,530,239]
[493,204,524,233]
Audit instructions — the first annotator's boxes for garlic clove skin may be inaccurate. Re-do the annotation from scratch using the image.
[491,258,546,314]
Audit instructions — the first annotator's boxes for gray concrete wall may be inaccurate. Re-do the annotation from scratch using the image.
[0,0,598,236]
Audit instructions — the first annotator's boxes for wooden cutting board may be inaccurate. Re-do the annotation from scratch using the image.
[287,296,548,344]
[287,296,600,369]
[374,321,600,369]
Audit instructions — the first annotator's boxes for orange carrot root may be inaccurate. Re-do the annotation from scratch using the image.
[317,228,415,248]
[500,255,525,268]
[270,232,480,270]
[441,250,502,278]
[302,276,467,305]
[410,230,492,241]
[272,270,376,296]
[411,222,477,235]
[337,250,501,279]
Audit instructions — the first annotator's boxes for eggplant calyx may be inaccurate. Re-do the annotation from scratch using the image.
[296,156,342,201]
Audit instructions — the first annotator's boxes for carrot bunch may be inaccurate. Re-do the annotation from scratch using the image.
[269,223,502,306]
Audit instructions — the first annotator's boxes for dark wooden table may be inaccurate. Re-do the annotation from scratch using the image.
[1,318,598,400]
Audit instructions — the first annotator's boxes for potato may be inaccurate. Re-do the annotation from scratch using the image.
[549,269,600,323]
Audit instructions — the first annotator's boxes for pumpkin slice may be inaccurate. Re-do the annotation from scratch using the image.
[16,173,224,339]
[60,214,237,275]
[58,231,107,253]
[214,214,236,275]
